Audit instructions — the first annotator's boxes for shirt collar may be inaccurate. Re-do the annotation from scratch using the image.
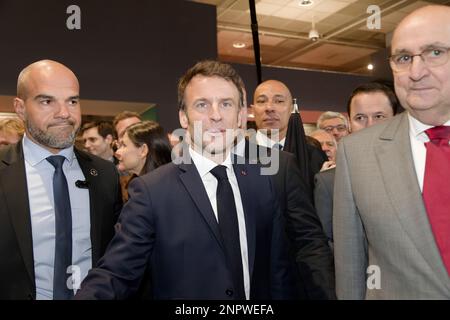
[188,146,233,179]
[255,130,285,149]
[23,133,75,167]
[408,113,450,142]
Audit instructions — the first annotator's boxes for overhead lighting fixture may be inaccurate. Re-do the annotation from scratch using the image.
[299,0,313,6]
[232,42,246,49]
[367,63,374,70]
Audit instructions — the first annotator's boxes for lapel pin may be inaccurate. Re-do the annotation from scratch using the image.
[241,170,247,176]
[90,168,98,176]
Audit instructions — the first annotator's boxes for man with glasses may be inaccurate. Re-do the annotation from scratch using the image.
[334,5,450,299]
[316,111,349,142]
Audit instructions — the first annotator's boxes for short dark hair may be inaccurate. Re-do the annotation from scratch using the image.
[112,111,142,129]
[347,81,400,116]
[177,60,245,110]
[81,121,115,139]
[125,120,172,175]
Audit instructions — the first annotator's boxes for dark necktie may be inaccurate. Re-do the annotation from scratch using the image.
[422,126,450,275]
[273,143,283,150]
[210,165,246,299]
[46,155,73,299]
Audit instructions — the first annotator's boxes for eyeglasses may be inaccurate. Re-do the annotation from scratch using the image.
[322,125,347,133]
[389,47,450,72]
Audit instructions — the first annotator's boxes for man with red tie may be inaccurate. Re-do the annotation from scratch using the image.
[334,4,450,299]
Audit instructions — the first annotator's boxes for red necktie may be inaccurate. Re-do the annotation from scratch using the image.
[423,126,450,276]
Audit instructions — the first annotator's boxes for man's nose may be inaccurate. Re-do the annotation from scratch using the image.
[209,104,222,121]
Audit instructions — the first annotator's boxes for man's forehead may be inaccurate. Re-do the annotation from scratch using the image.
[256,82,289,95]
[392,11,450,52]
[323,117,344,124]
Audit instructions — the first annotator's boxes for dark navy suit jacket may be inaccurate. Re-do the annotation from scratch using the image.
[76,155,295,300]
[0,142,122,300]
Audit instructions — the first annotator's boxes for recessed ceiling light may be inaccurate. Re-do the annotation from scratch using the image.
[367,63,374,70]
[232,42,246,49]
[299,0,313,6]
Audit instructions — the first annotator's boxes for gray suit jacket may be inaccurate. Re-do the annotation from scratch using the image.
[333,112,450,299]
[314,168,335,247]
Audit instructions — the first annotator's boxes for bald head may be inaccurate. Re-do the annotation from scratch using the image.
[252,80,293,140]
[393,5,450,44]
[254,80,292,103]
[14,60,81,153]
[17,60,79,100]
[390,5,450,125]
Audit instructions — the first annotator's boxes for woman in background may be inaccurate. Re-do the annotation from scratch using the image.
[115,120,172,199]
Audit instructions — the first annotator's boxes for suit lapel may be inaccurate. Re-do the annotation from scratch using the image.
[74,149,102,265]
[374,113,449,283]
[0,143,35,288]
[233,159,256,282]
[178,161,225,251]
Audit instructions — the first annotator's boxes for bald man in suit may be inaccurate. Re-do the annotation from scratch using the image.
[334,5,450,299]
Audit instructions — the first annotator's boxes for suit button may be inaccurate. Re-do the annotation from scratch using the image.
[226,289,234,297]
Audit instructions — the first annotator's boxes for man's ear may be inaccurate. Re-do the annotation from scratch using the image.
[105,134,114,144]
[179,109,188,129]
[14,97,26,121]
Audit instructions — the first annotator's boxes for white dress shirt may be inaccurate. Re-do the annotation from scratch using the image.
[408,113,450,192]
[189,147,250,300]
[23,135,91,299]
[255,131,285,149]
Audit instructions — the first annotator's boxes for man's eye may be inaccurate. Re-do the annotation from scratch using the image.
[222,101,233,108]
[40,99,51,105]
[375,114,386,120]
[195,102,207,109]
[355,115,366,121]
[256,98,267,104]
[429,48,444,57]
[274,99,285,104]
[395,54,411,64]
[69,100,79,106]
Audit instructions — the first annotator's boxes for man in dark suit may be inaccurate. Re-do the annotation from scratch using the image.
[314,82,399,247]
[75,60,295,300]
[0,60,122,300]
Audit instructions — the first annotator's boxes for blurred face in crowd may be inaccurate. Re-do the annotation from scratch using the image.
[0,130,22,145]
[179,75,243,162]
[349,92,394,133]
[115,116,141,140]
[115,132,147,175]
[82,126,114,160]
[310,130,337,162]
[14,60,81,154]
[319,117,349,142]
[252,80,292,141]
[391,5,450,125]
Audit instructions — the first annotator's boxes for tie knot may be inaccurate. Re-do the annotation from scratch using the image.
[46,155,66,169]
[273,143,283,150]
[210,165,228,181]
[425,126,450,144]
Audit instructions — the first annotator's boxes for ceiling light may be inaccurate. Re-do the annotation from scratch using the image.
[299,0,313,6]
[232,42,246,49]
[367,64,374,70]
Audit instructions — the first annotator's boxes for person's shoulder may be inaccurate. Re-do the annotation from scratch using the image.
[0,143,21,165]
[75,148,117,172]
[315,167,335,187]
[138,161,178,184]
